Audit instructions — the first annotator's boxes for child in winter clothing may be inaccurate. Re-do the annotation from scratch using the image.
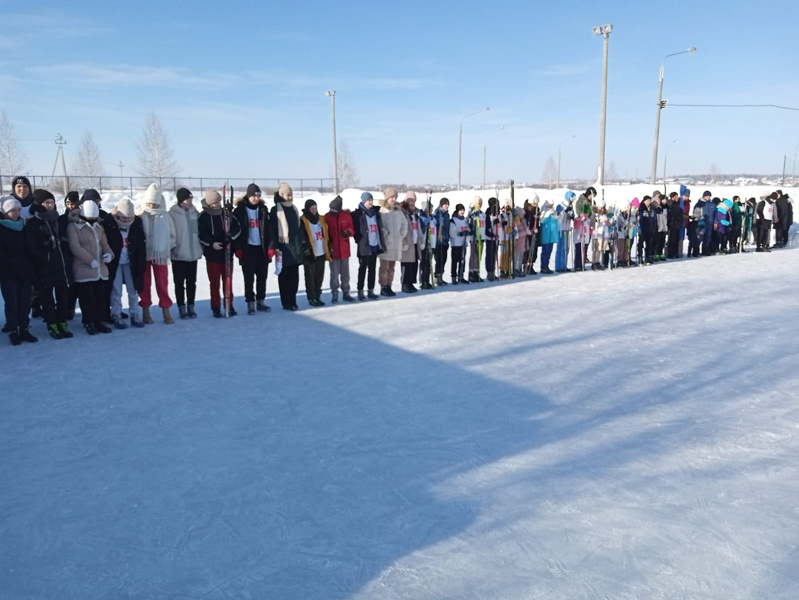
[433,198,451,285]
[10,176,35,222]
[637,196,656,265]
[233,183,272,314]
[352,192,385,300]
[378,187,408,296]
[484,197,500,281]
[592,205,609,270]
[539,201,558,274]
[138,183,176,324]
[418,199,436,289]
[269,182,303,311]
[512,206,529,277]
[198,190,242,317]
[300,199,331,306]
[467,196,486,282]
[26,189,74,339]
[169,188,203,318]
[523,197,540,274]
[1,196,37,344]
[68,200,114,335]
[555,203,571,273]
[103,197,146,329]
[400,192,422,293]
[653,198,668,260]
[449,203,470,284]
[573,188,595,271]
[325,195,355,302]
[614,209,629,266]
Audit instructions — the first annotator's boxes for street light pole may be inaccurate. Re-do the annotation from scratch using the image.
[482,125,505,190]
[662,140,676,184]
[793,143,798,184]
[593,24,613,185]
[557,134,576,189]
[458,107,490,190]
[325,91,338,194]
[650,47,696,184]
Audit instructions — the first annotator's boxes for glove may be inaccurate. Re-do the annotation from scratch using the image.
[102,253,112,264]
[343,229,353,237]
[212,242,223,250]
[267,249,275,260]
[90,260,100,269]
[235,249,243,260]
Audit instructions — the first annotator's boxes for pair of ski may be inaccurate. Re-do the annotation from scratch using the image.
[220,185,235,318]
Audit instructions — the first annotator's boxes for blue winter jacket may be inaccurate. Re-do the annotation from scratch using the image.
[434,207,450,244]
[540,213,559,245]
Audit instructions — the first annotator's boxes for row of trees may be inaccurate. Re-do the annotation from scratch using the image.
[0,110,361,191]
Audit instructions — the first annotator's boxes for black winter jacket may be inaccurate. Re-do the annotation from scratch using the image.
[0,218,32,280]
[102,214,147,293]
[24,203,73,288]
[198,208,242,264]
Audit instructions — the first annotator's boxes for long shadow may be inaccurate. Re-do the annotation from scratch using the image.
[1,252,797,599]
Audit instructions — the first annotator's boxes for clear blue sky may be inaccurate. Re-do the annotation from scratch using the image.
[2,0,797,185]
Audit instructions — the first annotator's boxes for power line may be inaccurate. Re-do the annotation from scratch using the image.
[670,103,799,111]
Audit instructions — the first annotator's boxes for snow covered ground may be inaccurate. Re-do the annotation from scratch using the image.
[2,247,799,599]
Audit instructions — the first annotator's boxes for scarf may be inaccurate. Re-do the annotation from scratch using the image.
[276,201,299,244]
[0,218,23,231]
[358,202,380,218]
[142,204,171,265]
[302,208,319,225]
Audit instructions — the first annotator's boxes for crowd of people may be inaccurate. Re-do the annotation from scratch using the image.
[0,175,793,346]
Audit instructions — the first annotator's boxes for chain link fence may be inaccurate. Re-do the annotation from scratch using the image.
[1,175,337,197]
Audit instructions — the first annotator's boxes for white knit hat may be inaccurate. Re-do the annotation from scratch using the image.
[81,200,99,219]
[278,182,293,200]
[2,196,21,213]
[142,183,164,207]
[116,197,135,218]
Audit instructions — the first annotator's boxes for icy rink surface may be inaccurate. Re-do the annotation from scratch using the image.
[1,249,799,599]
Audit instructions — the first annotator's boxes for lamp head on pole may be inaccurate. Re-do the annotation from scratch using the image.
[592,24,613,35]
[325,90,335,97]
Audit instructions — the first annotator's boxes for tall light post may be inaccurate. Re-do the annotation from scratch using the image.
[662,139,677,184]
[325,90,338,194]
[458,107,490,190]
[592,24,612,185]
[650,47,696,184]
[793,142,798,184]
[482,125,505,190]
[557,134,576,189]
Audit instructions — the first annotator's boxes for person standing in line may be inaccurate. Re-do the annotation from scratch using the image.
[198,190,242,317]
[418,198,436,289]
[10,176,35,222]
[26,189,74,339]
[378,187,408,297]
[484,197,500,281]
[325,195,355,303]
[138,183,176,324]
[234,183,272,315]
[0,197,38,344]
[467,196,486,282]
[103,197,147,329]
[400,191,421,293]
[433,198,451,285]
[169,188,203,319]
[667,192,683,259]
[300,199,331,307]
[449,203,470,284]
[67,199,114,335]
[352,192,385,300]
[538,200,558,274]
[269,182,303,311]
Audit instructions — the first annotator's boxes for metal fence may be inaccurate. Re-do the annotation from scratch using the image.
[1,175,337,197]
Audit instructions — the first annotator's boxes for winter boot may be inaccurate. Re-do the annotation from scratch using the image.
[58,322,74,338]
[459,277,469,284]
[94,321,112,334]
[48,323,64,339]
[19,327,38,343]
[316,297,326,307]
[380,286,391,297]
[130,314,145,328]
[1,323,11,333]
[358,290,367,301]
[342,292,355,302]
[331,291,339,304]
[247,301,256,315]
[435,274,444,286]
[142,306,154,325]
[9,329,21,345]
[112,315,128,330]
[256,300,271,312]
[83,322,99,336]
[386,286,396,297]
[229,305,238,316]
[162,307,174,324]
[212,307,223,318]
[367,289,379,300]
[187,304,197,318]
[178,304,189,319]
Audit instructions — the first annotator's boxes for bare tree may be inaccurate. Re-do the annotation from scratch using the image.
[708,163,720,183]
[0,110,27,191]
[605,160,618,183]
[137,112,179,181]
[73,131,104,189]
[542,156,557,189]
[336,140,360,190]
